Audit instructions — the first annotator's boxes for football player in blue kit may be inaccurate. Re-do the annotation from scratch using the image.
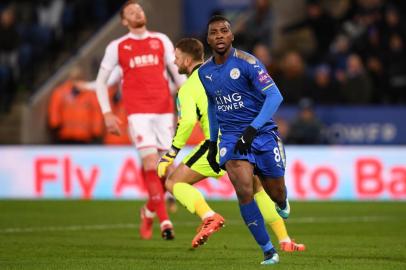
[198,15,290,265]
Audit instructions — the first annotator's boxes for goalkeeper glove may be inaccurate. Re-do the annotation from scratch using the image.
[207,141,220,173]
[234,125,257,155]
[157,146,180,178]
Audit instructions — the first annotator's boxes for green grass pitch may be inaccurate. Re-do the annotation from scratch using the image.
[0,200,405,270]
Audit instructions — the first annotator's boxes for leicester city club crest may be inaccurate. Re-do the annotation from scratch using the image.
[220,147,227,157]
[230,68,240,80]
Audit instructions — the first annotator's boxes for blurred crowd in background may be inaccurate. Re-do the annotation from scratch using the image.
[0,0,120,113]
[231,0,406,105]
[0,0,405,145]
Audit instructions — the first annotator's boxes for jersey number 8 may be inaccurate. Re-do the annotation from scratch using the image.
[273,147,281,162]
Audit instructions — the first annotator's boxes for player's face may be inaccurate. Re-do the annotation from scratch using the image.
[174,48,190,75]
[207,21,234,55]
[122,3,147,28]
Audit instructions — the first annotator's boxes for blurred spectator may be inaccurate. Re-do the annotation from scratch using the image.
[0,6,19,70]
[274,51,311,104]
[286,98,324,144]
[310,64,339,104]
[0,6,18,113]
[339,53,372,104]
[384,34,406,103]
[274,116,289,141]
[233,0,273,52]
[283,0,338,62]
[360,27,385,102]
[380,5,406,48]
[329,34,351,78]
[340,0,383,44]
[48,66,103,144]
[37,0,64,40]
[252,43,275,75]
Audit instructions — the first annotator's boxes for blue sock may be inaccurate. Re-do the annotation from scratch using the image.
[239,200,274,252]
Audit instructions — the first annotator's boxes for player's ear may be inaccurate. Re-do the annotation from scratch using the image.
[121,18,128,27]
[183,56,190,68]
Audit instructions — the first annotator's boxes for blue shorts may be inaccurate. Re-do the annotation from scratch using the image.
[218,130,286,178]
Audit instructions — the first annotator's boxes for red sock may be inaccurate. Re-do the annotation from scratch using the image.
[145,199,155,212]
[143,169,169,223]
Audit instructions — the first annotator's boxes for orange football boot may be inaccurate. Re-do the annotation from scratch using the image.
[192,213,225,248]
[280,239,306,252]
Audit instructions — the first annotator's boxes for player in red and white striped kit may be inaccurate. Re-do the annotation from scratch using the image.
[96,0,186,240]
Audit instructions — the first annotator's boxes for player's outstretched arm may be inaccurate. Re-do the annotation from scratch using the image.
[95,67,112,114]
[103,112,122,136]
[206,97,220,173]
[234,76,283,155]
[95,67,122,136]
[251,85,283,130]
[207,96,219,143]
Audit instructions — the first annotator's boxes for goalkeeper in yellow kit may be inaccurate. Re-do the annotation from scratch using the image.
[157,38,305,251]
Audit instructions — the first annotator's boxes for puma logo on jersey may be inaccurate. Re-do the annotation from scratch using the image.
[205,74,213,81]
[123,45,132,51]
[247,220,258,227]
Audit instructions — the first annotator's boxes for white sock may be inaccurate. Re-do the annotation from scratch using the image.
[202,211,215,220]
[143,206,156,218]
[160,220,173,229]
[279,237,291,243]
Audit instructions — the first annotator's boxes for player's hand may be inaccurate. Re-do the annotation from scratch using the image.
[103,112,122,136]
[207,141,220,173]
[234,125,257,155]
[157,146,179,178]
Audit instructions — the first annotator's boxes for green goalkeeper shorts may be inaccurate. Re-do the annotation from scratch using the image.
[182,140,225,178]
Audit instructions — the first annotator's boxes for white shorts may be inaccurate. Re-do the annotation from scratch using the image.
[128,113,174,152]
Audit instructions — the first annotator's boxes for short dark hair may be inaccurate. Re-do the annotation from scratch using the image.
[120,0,139,19]
[207,15,231,29]
[175,38,204,61]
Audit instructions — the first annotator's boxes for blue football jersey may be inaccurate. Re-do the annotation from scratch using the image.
[199,48,278,138]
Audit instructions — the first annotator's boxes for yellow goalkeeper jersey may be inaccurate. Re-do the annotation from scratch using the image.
[172,65,210,149]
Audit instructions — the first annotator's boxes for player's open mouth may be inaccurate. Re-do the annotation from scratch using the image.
[216,42,225,49]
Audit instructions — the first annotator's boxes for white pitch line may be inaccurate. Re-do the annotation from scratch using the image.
[0,216,402,234]
[0,224,137,233]
[287,216,401,224]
